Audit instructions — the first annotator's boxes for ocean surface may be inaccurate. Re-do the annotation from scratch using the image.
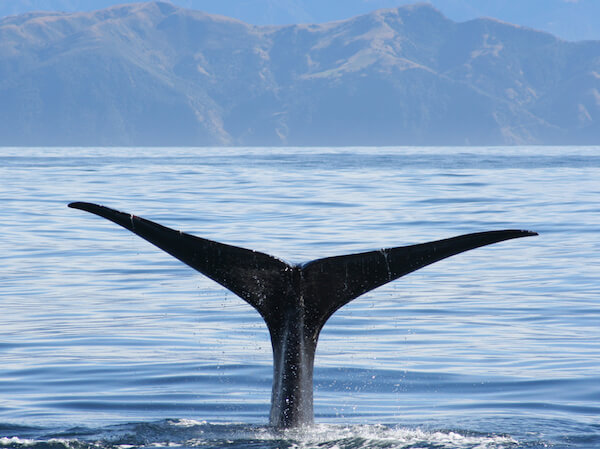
[1,146,599,449]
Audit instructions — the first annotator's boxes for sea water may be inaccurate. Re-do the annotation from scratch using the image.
[0,146,598,448]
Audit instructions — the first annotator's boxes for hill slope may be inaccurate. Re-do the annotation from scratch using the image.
[1,1,599,146]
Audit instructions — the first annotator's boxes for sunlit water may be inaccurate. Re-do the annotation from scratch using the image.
[1,146,599,448]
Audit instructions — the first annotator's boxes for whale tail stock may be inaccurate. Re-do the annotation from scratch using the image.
[68,201,537,427]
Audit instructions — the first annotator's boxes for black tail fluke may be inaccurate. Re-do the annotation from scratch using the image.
[69,201,537,428]
[300,229,537,328]
[69,202,536,328]
[68,202,292,322]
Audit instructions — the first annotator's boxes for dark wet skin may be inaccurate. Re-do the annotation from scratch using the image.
[69,201,536,428]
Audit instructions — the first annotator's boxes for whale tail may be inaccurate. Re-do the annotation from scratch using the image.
[68,202,536,328]
[68,201,537,427]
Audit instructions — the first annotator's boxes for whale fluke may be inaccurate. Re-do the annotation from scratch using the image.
[68,201,537,427]
[68,201,289,323]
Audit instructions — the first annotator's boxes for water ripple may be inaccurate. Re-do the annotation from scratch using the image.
[1,146,599,448]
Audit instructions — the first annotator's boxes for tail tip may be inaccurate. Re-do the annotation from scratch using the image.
[68,201,88,210]
[68,202,100,213]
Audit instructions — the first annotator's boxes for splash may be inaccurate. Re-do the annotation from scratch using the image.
[0,421,520,449]
[253,424,519,449]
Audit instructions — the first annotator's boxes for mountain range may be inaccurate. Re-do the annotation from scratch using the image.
[2,0,600,42]
[1,1,599,146]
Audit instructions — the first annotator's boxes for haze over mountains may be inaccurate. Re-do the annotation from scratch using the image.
[1,1,599,146]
